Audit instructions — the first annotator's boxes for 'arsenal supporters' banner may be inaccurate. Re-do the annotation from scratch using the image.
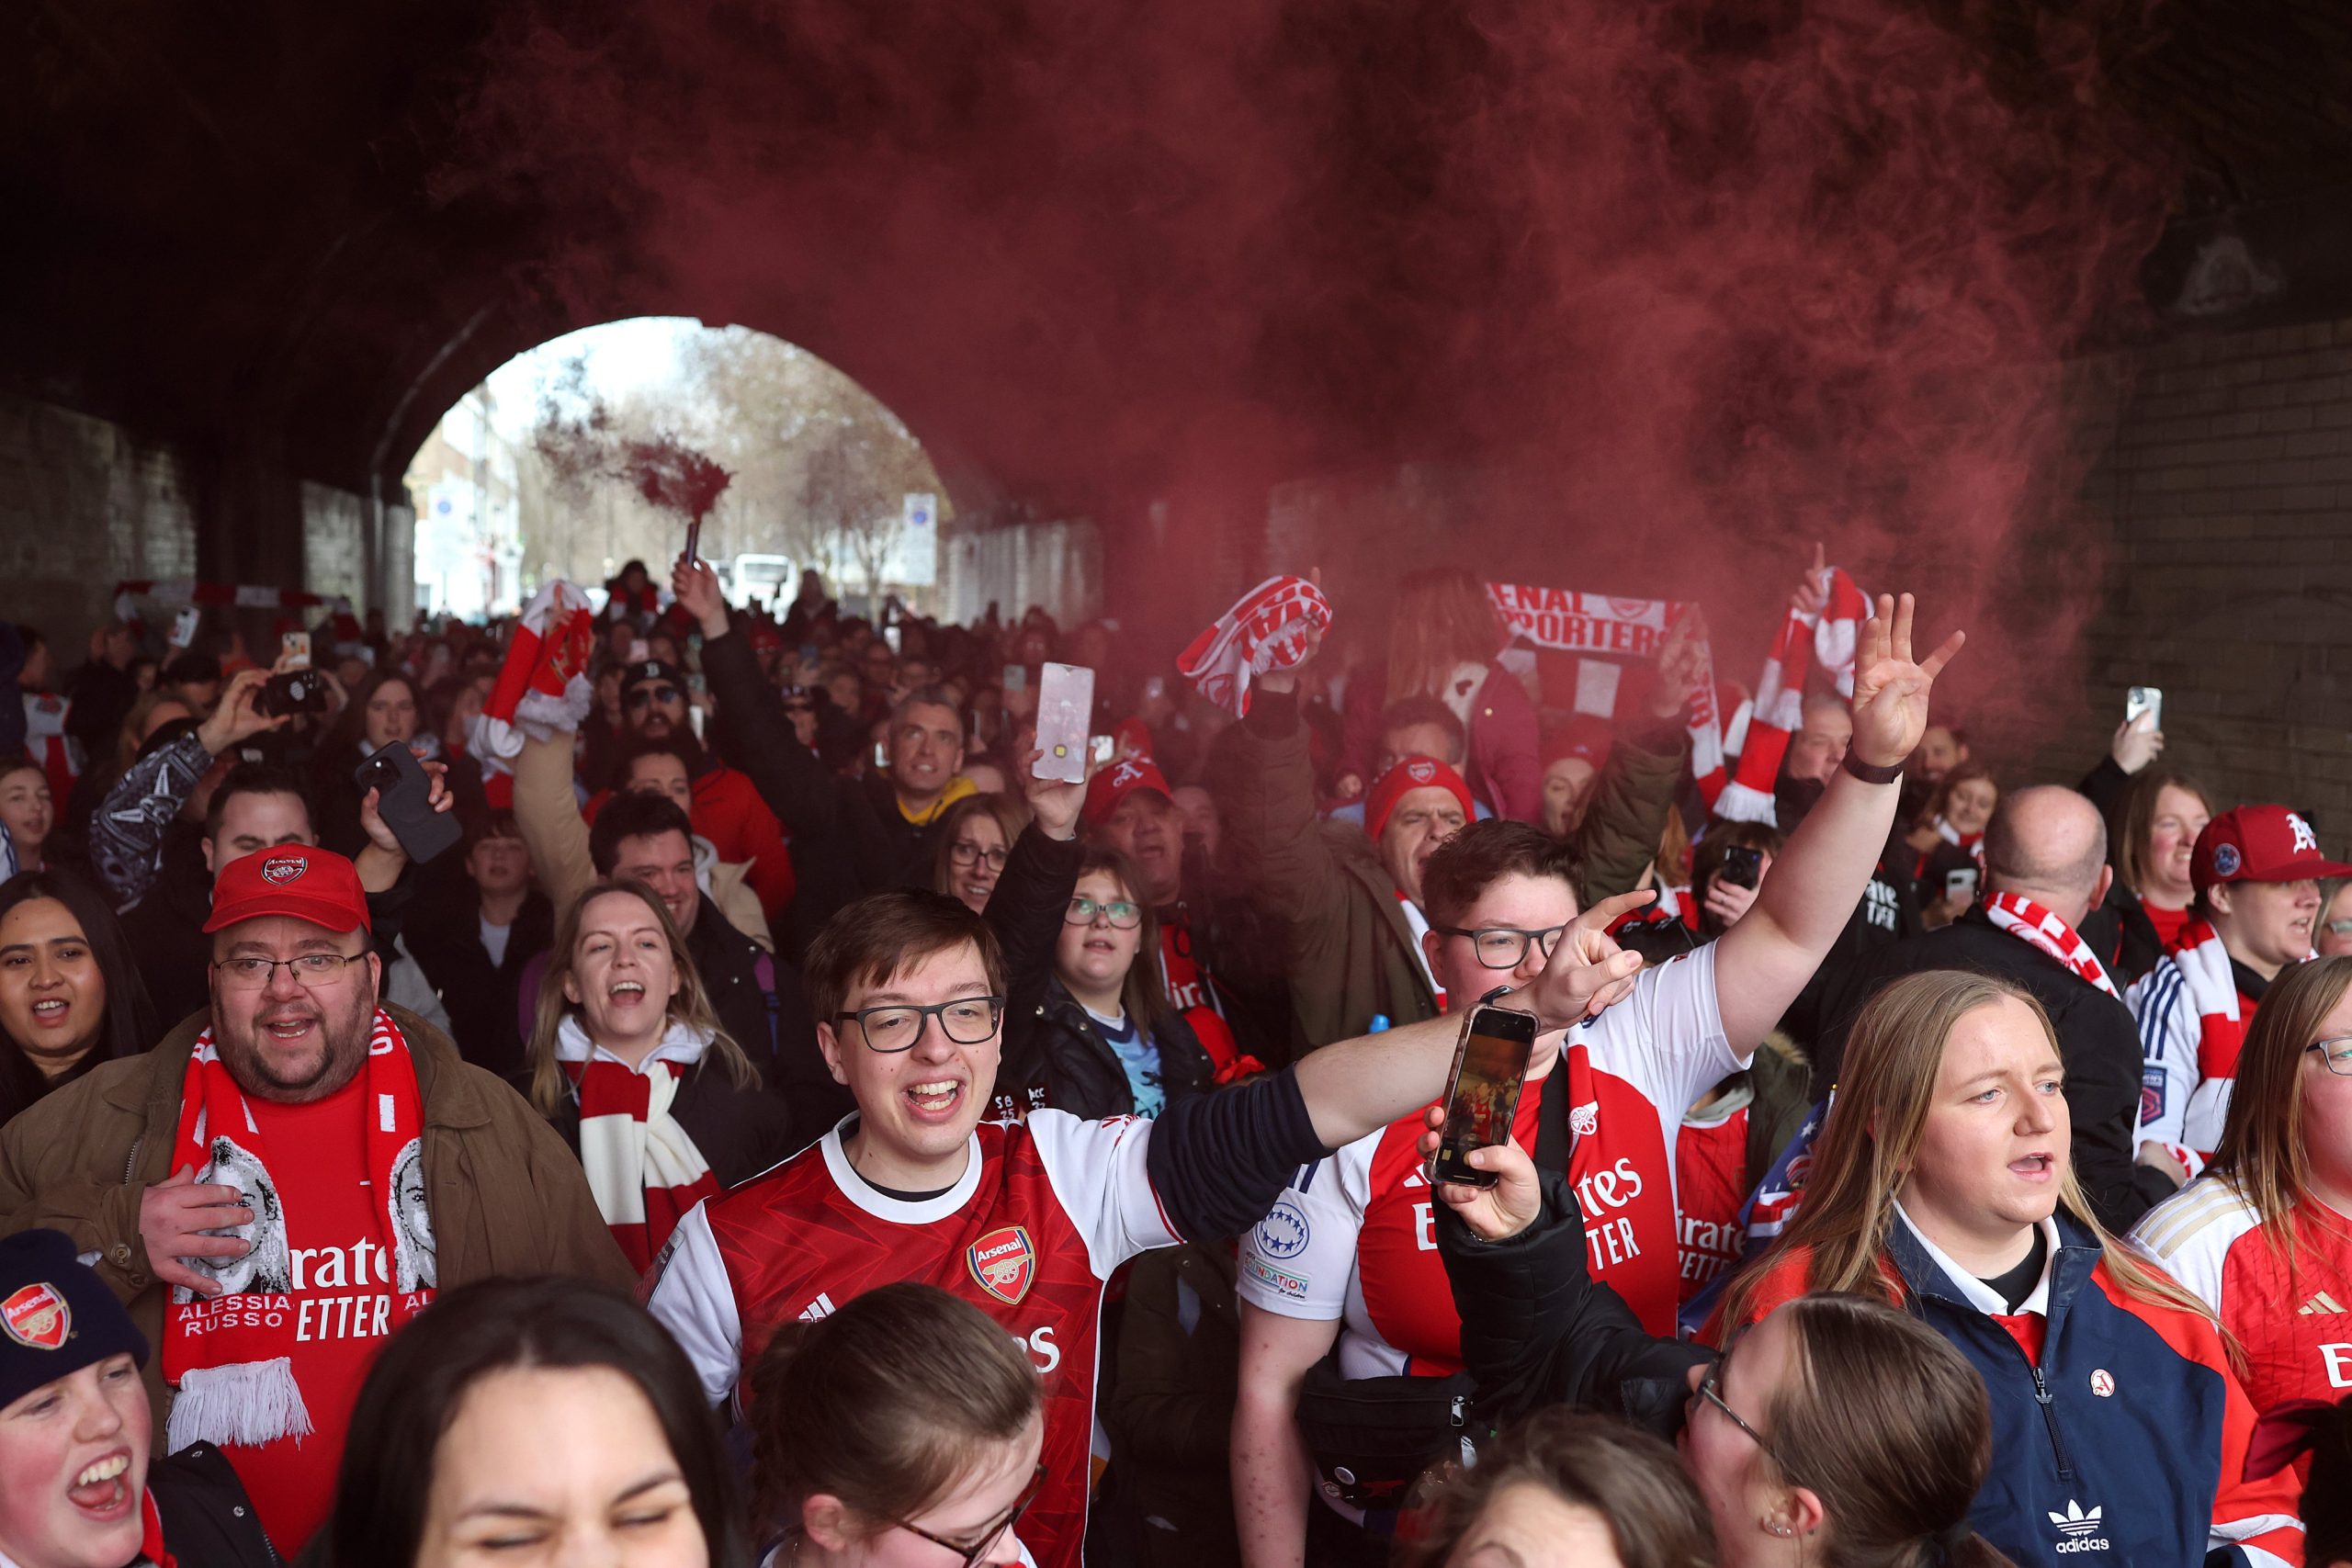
[1487,583,1727,805]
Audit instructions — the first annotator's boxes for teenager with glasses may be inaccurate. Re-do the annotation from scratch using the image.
[1680,969,2296,1567]
[750,1283,1044,1568]
[2135,955,2352,1425]
[990,846,1215,1122]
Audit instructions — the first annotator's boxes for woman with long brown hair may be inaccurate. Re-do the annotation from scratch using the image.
[2134,954,2352,1423]
[2095,769,2216,984]
[525,878,796,1269]
[1699,970,2297,1566]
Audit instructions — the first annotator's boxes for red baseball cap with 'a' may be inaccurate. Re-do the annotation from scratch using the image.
[203,845,373,935]
[2191,806,2352,895]
[1083,755,1173,827]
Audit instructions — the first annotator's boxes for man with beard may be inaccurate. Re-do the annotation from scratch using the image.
[613,659,795,921]
[0,845,628,1554]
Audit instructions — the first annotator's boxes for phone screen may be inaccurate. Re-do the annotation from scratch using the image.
[1720,845,1762,891]
[1428,1006,1539,1189]
[1947,867,1979,900]
[1034,662,1095,784]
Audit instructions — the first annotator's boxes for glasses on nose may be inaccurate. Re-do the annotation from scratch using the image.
[837,996,1006,1053]
[2307,1038,2352,1076]
[1433,923,1568,970]
[626,686,681,708]
[1065,897,1142,930]
[212,953,368,989]
[1691,1363,1799,1479]
[951,841,1011,871]
[888,1465,1046,1567]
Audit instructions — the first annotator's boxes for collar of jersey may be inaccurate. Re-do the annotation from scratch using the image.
[821,1114,984,1224]
[1894,1199,2056,1318]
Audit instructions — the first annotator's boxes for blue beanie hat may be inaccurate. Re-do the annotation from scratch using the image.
[0,1230,148,1412]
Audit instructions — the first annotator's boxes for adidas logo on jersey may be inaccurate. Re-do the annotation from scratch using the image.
[796,1293,837,1322]
[2047,1500,2109,1553]
[2300,1292,2346,1315]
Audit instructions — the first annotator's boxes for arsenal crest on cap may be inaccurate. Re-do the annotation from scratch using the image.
[0,1281,70,1349]
[967,1225,1037,1306]
[260,854,306,886]
[1408,760,1437,784]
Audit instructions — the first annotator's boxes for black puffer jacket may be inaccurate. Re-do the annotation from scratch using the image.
[149,1439,281,1568]
[998,976,1218,1122]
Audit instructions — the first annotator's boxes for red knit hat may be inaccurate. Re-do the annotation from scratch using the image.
[1365,756,1476,840]
[1541,716,1613,773]
[2192,806,2352,894]
[203,845,372,935]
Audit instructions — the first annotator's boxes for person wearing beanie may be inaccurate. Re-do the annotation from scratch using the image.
[0,1228,273,1568]
[2132,803,2352,1159]
[0,845,632,1554]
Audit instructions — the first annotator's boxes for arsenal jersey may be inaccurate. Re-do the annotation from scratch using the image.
[2132,1175,2352,1418]
[644,1112,1180,1568]
[1238,944,1735,1370]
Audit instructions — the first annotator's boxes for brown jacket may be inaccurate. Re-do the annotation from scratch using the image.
[0,1002,634,1414]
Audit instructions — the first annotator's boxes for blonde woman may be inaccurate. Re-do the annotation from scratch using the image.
[2135,955,2352,1422]
[1711,970,2299,1568]
[526,879,795,1269]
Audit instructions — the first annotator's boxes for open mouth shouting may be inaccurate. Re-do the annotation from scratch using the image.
[2008,1152,2056,1183]
[902,1077,966,1122]
[26,995,72,1031]
[66,1449,135,1521]
[605,978,650,1016]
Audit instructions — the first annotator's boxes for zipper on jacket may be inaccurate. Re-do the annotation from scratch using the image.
[121,1134,144,1189]
[2027,1362,2074,1478]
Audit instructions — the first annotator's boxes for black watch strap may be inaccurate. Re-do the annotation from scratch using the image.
[1476,984,1516,1008]
[1842,750,1905,785]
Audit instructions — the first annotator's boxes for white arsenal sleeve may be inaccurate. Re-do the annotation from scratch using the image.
[1237,1142,1372,1321]
[640,1201,743,1405]
[1586,942,1736,1121]
[1023,1111,1185,1278]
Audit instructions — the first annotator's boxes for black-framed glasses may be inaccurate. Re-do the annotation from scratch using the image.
[950,841,1011,871]
[626,685,681,708]
[2308,1038,2352,1076]
[1065,896,1142,930]
[888,1464,1046,1567]
[211,953,369,990]
[1691,1363,1799,1480]
[1433,923,1568,971]
[837,996,1006,1053]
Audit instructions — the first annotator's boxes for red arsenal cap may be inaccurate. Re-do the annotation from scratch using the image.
[2190,806,2352,895]
[1083,754,1173,827]
[203,845,373,935]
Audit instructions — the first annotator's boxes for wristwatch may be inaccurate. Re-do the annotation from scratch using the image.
[1842,750,1904,786]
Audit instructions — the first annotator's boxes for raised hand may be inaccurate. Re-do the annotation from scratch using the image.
[195,668,288,756]
[1792,541,1829,618]
[1520,888,1652,1030]
[2111,711,2164,775]
[672,557,729,640]
[358,759,453,860]
[1649,606,1710,720]
[1847,592,1965,771]
[1021,745,1096,842]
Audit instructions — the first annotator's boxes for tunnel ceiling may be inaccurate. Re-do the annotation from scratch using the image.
[6,0,2352,517]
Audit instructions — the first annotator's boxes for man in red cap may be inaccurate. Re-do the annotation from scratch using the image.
[2132,804,2352,1156]
[0,844,629,1554]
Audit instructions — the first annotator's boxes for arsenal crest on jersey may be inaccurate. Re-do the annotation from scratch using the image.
[0,1281,70,1349]
[967,1225,1036,1306]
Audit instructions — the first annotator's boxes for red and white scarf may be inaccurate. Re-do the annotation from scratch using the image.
[21,691,79,805]
[162,1010,434,1453]
[1713,566,1870,825]
[557,1017,720,1270]
[1177,575,1332,716]
[2165,916,2245,1097]
[1485,584,1724,800]
[1982,891,2120,999]
[486,581,596,739]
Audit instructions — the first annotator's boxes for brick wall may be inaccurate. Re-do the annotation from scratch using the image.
[2054,320,2352,844]
[0,391,385,661]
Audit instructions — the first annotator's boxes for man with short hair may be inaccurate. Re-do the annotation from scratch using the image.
[0,846,628,1550]
[1816,784,2175,1230]
[2132,805,2350,1157]
[614,660,796,920]
[605,736,775,948]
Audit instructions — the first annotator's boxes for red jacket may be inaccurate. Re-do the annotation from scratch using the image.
[586,764,796,919]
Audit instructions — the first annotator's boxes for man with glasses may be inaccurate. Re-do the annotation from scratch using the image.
[0,844,627,1552]
[613,660,796,922]
[1232,595,1963,1568]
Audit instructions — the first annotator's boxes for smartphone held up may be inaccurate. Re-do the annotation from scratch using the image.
[1427,1002,1539,1190]
[1033,662,1094,784]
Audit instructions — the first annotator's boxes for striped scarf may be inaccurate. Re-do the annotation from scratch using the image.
[2166,917,2245,1129]
[1983,891,2120,999]
[557,1016,721,1269]
[1713,566,1870,826]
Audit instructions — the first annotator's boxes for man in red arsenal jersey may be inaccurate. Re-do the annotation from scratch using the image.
[1229,592,1964,1567]
[642,867,1658,1568]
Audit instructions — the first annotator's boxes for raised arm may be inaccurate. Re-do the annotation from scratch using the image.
[1712,592,1962,1050]
[1204,683,1354,932]
[512,728,596,913]
[92,669,288,905]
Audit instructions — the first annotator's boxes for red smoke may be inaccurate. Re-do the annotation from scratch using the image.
[532,367,732,525]
[447,0,2178,745]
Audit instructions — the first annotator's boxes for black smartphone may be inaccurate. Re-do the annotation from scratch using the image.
[257,669,329,718]
[1427,1003,1540,1189]
[1721,844,1764,891]
[354,743,461,864]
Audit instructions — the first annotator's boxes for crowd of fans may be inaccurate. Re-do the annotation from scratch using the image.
[0,547,2347,1568]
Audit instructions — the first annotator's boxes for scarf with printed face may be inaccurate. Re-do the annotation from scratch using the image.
[1982,891,2120,999]
[161,1010,434,1453]
[558,1016,720,1270]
